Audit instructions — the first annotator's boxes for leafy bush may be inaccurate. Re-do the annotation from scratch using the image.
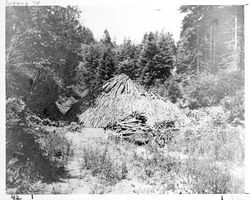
[82,145,128,185]
[141,150,181,179]
[6,98,71,194]
[37,130,72,165]
[184,70,244,112]
[166,79,183,103]
[150,77,183,104]
[168,107,244,163]
[221,89,244,123]
[149,121,177,147]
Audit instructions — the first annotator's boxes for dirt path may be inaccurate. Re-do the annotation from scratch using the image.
[42,128,106,194]
[65,129,106,193]
[62,134,90,194]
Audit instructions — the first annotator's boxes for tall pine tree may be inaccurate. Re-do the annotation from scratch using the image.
[116,38,139,79]
[97,29,116,84]
[137,32,175,87]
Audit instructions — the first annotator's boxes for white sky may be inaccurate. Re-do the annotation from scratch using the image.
[79,4,184,44]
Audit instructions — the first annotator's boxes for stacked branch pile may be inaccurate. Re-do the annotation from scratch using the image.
[105,112,179,147]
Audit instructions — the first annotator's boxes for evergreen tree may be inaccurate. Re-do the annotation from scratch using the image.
[100,29,113,47]
[77,30,116,92]
[176,5,244,76]
[177,5,244,112]
[137,32,159,86]
[137,32,175,87]
[116,39,139,79]
[154,32,176,83]
[97,30,116,84]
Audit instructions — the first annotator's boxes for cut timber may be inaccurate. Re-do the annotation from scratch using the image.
[64,74,190,128]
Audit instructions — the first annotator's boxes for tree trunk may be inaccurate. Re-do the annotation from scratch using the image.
[213,23,216,73]
[197,36,200,75]
[209,24,213,73]
[234,15,238,53]
[234,14,239,71]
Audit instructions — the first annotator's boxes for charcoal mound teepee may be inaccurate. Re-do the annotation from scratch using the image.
[64,74,190,128]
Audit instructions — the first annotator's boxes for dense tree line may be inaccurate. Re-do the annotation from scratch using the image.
[6,5,245,136]
[176,5,244,75]
[77,30,176,93]
[6,5,245,121]
[175,5,244,120]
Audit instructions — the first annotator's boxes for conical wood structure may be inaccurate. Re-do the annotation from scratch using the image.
[65,74,190,128]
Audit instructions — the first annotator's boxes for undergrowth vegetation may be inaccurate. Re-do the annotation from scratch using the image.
[77,77,244,193]
[168,106,244,163]
[82,145,128,186]
[80,132,244,194]
[6,98,72,194]
[183,70,244,123]
[180,157,243,194]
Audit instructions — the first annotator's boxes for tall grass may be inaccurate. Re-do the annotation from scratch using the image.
[180,158,244,193]
[80,135,244,193]
[81,145,128,185]
[134,145,243,193]
[168,106,244,163]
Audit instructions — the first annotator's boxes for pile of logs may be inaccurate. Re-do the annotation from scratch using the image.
[105,112,179,147]
[105,112,152,145]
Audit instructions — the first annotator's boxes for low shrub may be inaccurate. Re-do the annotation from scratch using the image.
[221,89,244,124]
[151,121,177,147]
[37,129,72,165]
[168,107,244,163]
[181,158,244,193]
[184,70,244,111]
[150,77,183,104]
[81,145,128,185]
[142,152,181,179]
[79,137,244,194]
[6,98,71,194]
